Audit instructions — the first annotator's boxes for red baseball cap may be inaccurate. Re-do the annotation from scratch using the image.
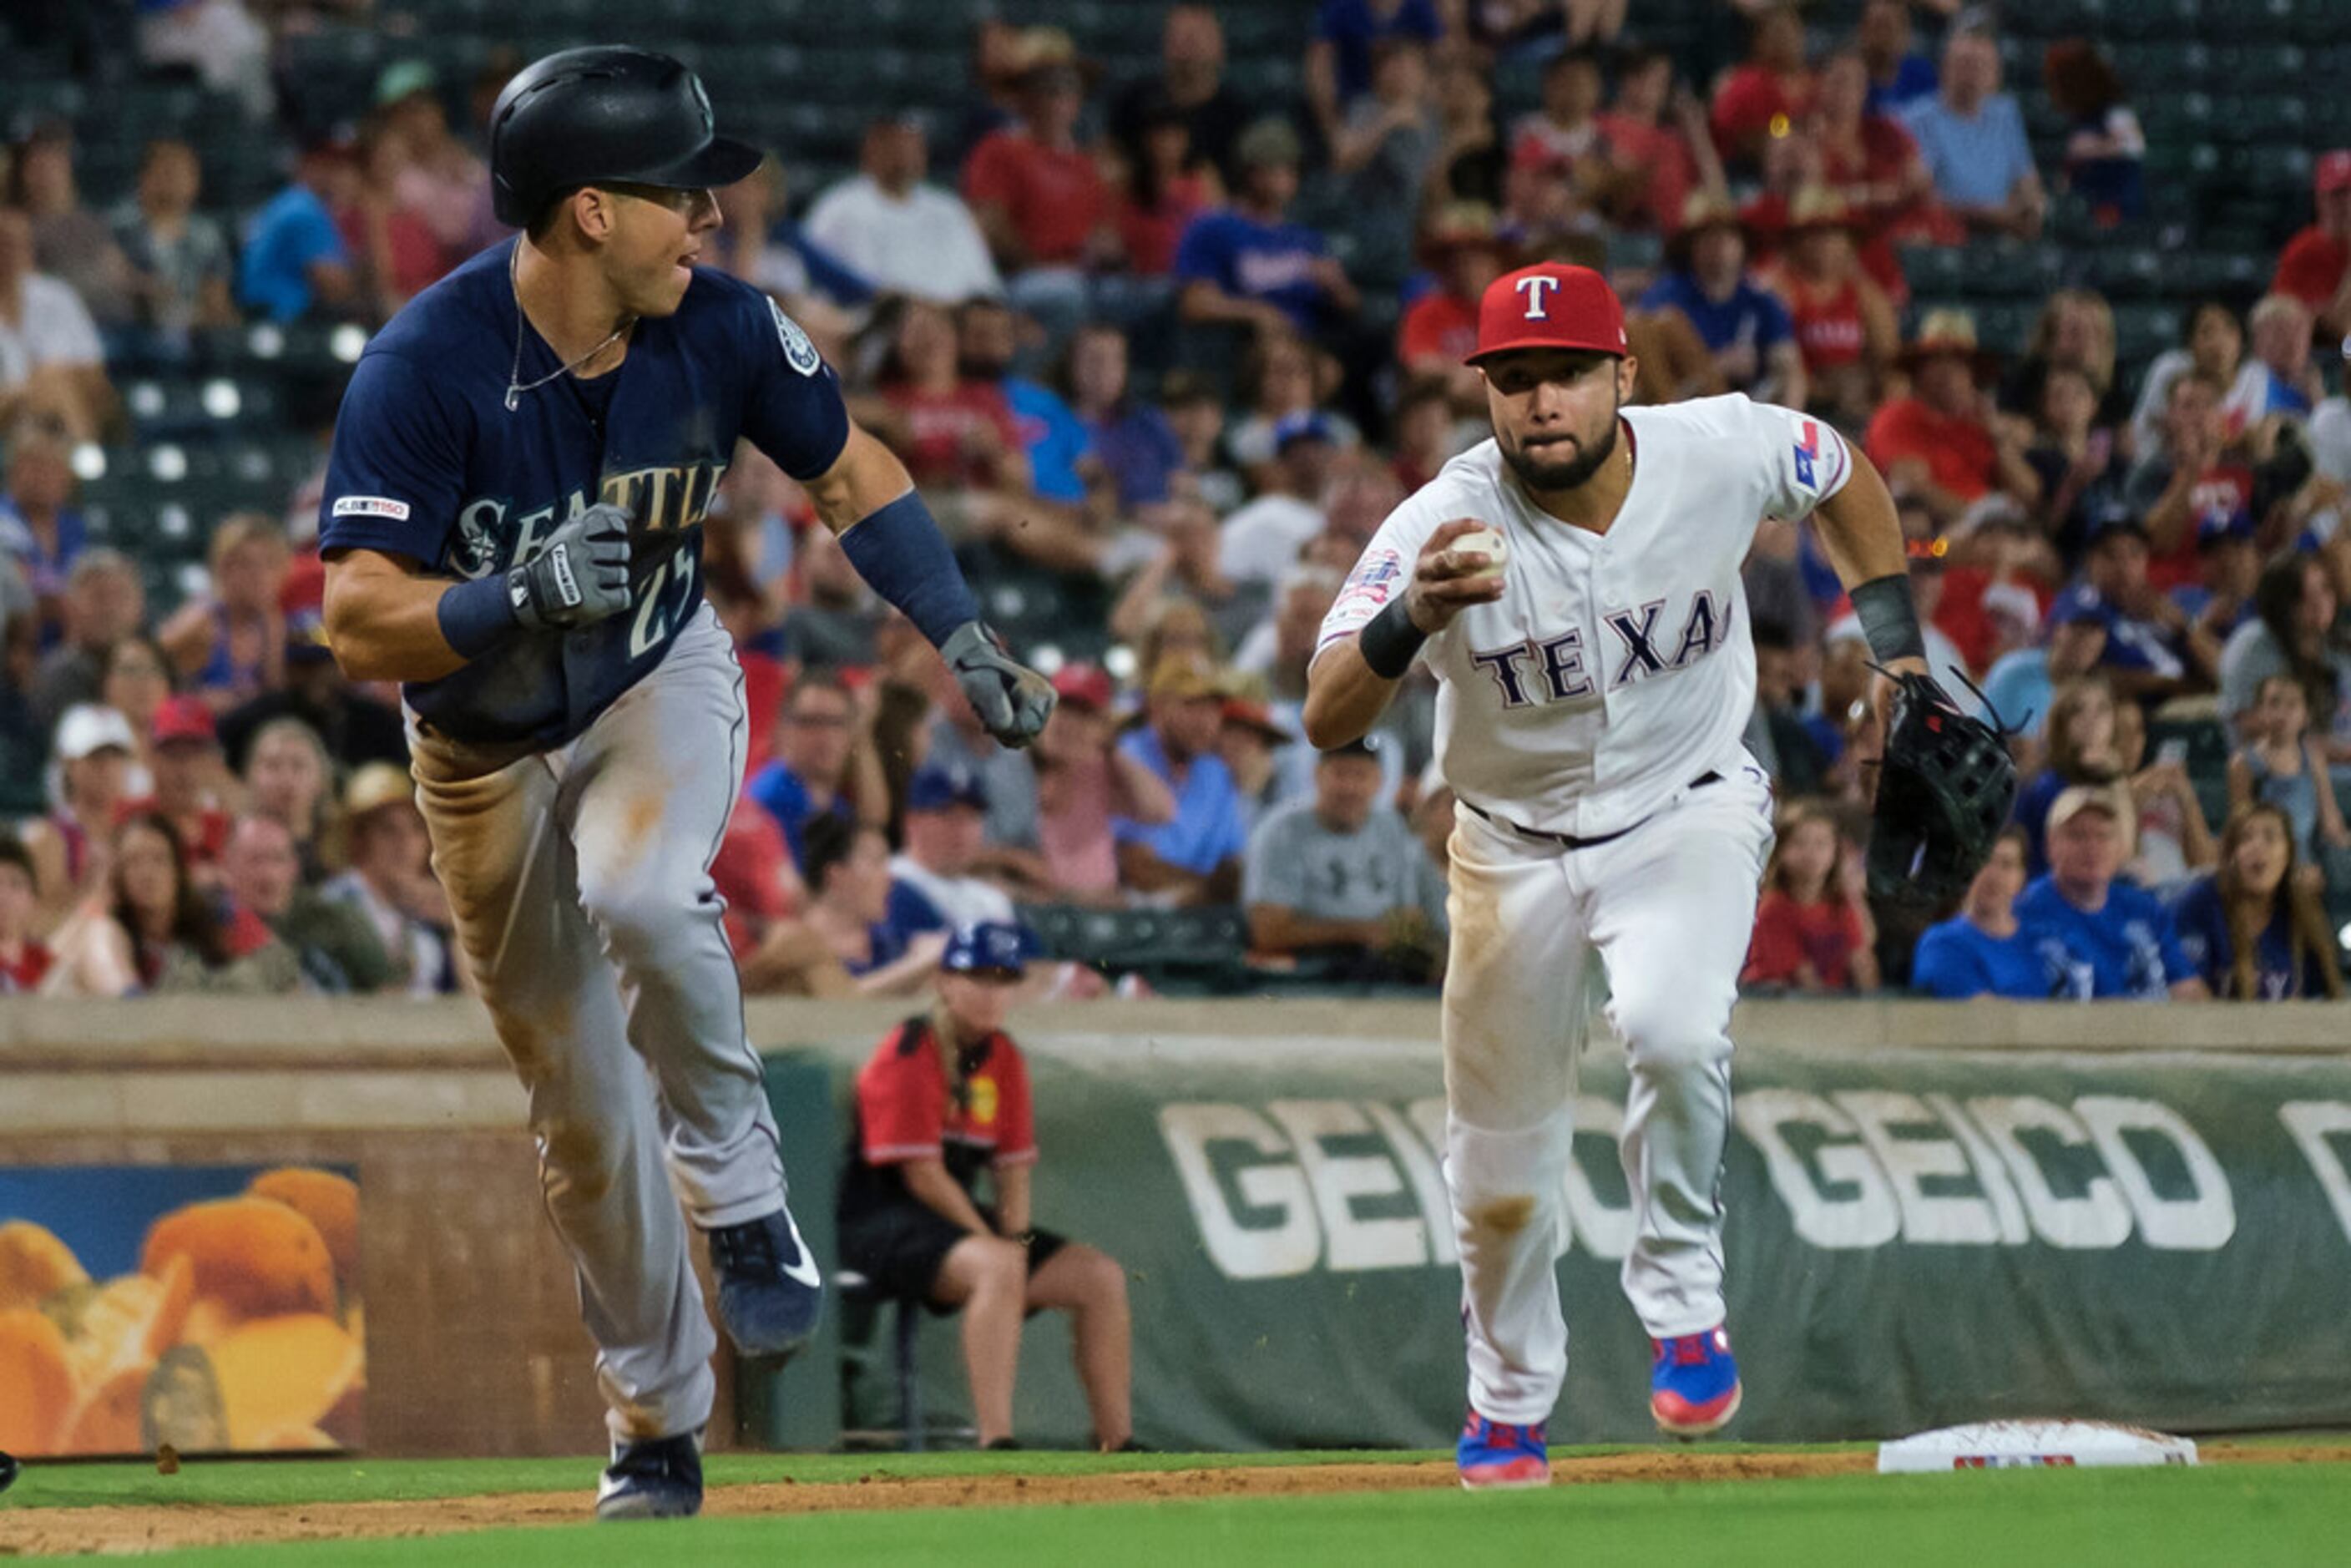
[2318,149,2351,194]
[151,694,217,747]
[1465,262,1627,366]
[1049,662,1115,711]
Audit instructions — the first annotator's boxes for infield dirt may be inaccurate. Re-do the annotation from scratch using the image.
[3,1444,2342,1558]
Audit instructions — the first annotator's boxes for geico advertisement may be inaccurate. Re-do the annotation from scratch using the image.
[1157,1094,2351,1278]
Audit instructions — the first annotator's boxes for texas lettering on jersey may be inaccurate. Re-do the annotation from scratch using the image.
[1467,590,1731,709]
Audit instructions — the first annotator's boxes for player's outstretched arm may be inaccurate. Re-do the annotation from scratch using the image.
[802,423,1054,748]
[1304,518,1504,749]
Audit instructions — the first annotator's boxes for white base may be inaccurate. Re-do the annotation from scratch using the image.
[1878,1419,2199,1473]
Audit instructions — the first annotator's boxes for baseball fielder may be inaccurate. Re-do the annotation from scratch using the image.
[318,48,1050,1520]
[1305,263,1928,1487]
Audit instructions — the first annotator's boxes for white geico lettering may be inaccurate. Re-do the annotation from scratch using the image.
[1516,274,1561,320]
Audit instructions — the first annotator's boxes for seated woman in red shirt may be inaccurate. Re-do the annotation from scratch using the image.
[838,923,1133,1450]
[1743,802,1880,993]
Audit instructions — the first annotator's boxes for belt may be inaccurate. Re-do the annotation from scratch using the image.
[1464,771,1722,851]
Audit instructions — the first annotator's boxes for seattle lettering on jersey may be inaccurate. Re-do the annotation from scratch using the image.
[1467,591,1731,709]
[450,459,727,579]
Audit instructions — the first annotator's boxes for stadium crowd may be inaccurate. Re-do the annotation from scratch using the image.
[3,0,2350,1004]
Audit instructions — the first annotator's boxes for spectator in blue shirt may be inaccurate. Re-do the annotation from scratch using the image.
[1176,119,1361,341]
[2011,675,2126,877]
[957,296,1094,505]
[1115,658,1247,905]
[2170,803,2346,1000]
[1063,321,1186,508]
[1857,0,1938,116]
[1913,828,2055,998]
[1899,27,2045,239]
[747,673,883,870]
[2017,787,2207,999]
[2045,515,2217,706]
[1307,0,1444,146]
[1639,194,1807,407]
[236,138,359,323]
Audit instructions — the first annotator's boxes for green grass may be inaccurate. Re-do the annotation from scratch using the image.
[38,1464,2347,1568]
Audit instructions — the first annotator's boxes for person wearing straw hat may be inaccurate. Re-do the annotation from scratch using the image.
[320,761,454,996]
[1863,307,2040,529]
[1637,192,1806,407]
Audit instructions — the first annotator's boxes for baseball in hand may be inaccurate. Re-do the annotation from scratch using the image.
[1453,525,1507,579]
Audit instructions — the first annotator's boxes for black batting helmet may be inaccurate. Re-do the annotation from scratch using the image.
[489,46,761,229]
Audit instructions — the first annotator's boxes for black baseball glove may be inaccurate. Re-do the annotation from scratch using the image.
[1866,668,2019,908]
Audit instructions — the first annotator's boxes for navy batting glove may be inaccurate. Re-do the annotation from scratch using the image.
[942,620,1054,748]
[508,503,632,632]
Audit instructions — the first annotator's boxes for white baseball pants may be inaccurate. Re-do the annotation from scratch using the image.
[1441,760,1775,1425]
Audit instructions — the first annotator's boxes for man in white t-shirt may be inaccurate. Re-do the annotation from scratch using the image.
[803,116,1004,305]
[1306,261,1929,1486]
[0,209,111,442]
[1218,412,1337,586]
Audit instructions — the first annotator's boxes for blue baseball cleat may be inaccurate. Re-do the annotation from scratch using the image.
[595,1430,703,1520]
[1651,1325,1742,1437]
[706,1206,824,1360]
[1457,1410,1550,1489]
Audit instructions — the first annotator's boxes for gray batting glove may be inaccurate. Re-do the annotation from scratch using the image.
[507,503,632,632]
[942,620,1054,748]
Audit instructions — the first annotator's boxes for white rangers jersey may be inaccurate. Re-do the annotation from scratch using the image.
[1317,394,1853,837]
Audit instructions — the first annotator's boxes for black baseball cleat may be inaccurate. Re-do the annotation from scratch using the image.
[706,1206,824,1360]
[0,1449,18,1495]
[596,1430,703,1521]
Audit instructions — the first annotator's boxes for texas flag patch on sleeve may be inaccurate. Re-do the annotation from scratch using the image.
[1319,546,1408,649]
[1789,415,1850,498]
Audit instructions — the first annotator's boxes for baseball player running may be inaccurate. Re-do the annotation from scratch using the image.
[318,48,1050,1520]
[1306,263,1959,1487]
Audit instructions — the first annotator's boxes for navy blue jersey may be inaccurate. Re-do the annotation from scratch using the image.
[321,238,849,748]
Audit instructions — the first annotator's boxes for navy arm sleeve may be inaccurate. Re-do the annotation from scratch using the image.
[319,350,469,567]
[737,286,852,482]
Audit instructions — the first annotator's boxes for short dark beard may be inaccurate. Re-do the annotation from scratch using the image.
[1499,411,1619,495]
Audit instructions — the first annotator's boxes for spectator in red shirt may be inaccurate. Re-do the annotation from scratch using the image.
[1865,311,2041,529]
[1034,664,1176,902]
[963,28,1119,338]
[2270,149,2351,340]
[1711,3,1815,177]
[873,299,1028,494]
[1396,203,1509,411]
[838,922,1133,1450]
[1594,44,1719,235]
[1743,802,1879,992]
[137,695,234,881]
[1110,89,1212,278]
[709,795,856,998]
[1762,188,1898,428]
[0,832,52,994]
[1810,48,1949,274]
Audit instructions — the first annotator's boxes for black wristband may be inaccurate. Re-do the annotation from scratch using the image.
[1849,572,1926,665]
[1358,594,1428,680]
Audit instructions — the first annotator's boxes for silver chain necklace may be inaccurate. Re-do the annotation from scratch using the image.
[504,245,631,412]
